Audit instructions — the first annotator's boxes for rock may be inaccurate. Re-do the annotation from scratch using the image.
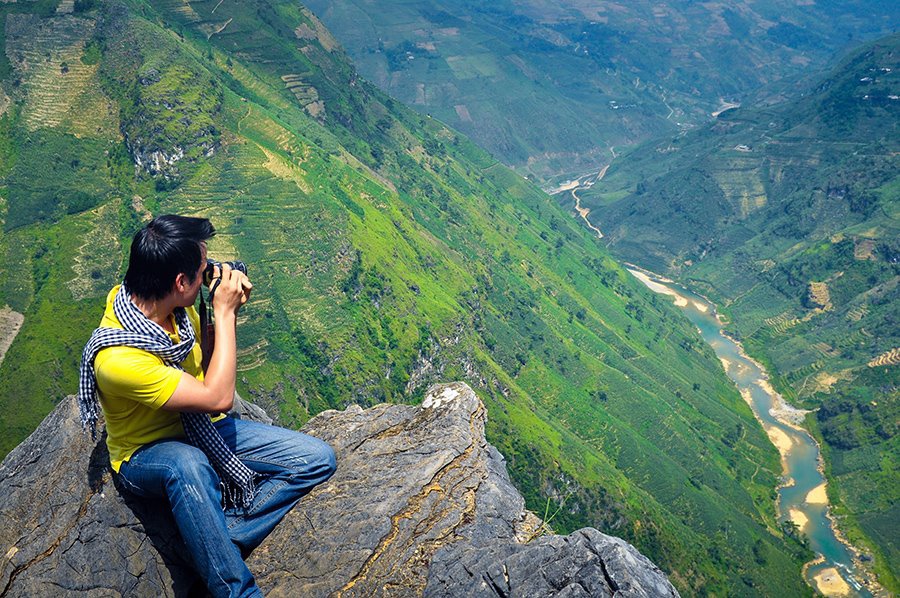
[0,383,678,597]
[228,390,273,425]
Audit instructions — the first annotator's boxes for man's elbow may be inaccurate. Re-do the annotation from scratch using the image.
[213,392,235,413]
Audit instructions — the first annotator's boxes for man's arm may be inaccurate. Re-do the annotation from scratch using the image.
[162,265,252,414]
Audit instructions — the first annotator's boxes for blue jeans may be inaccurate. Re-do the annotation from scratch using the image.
[116,417,336,598]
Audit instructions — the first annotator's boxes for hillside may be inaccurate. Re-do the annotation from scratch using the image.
[303,0,898,181]
[0,1,811,595]
[584,33,899,590]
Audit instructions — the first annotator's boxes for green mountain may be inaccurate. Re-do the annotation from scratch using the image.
[584,33,899,590]
[0,1,814,594]
[302,0,898,181]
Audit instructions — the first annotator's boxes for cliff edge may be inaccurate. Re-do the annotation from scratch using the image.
[0,382,678,597]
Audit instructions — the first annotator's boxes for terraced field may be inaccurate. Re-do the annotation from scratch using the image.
[66,202,121,301]
[764,312,801,334]
[868,348,900,368]
[710,156,767,218]
[5,14,117,138]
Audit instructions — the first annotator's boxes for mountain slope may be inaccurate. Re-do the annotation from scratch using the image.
[584,33,899,590]
[303,0,899,180]
[0,1,811,594]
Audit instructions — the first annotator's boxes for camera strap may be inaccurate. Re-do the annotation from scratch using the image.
[199,291,215,373]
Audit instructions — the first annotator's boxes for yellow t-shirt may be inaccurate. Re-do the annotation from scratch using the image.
[94,286,216,472]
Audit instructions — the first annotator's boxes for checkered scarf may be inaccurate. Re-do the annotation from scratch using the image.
[78,284,257,509]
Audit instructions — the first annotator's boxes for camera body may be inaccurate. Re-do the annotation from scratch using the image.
[203,259,248,286]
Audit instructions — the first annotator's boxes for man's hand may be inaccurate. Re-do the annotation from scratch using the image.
[209,263,253,316]
[163,264,252,414]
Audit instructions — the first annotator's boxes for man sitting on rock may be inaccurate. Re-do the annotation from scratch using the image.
[78,214,336,597]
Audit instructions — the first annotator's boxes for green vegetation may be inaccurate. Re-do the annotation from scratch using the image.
[5,130,112,230]
[810,367,899,590]
[303,0,898,180]
[585,33,899,591]
[0,1,820,594]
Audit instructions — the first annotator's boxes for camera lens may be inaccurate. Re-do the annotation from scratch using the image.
[203,259,247,286]
[203,259,220,286]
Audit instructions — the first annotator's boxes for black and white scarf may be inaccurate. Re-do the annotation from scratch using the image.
[78,284,257,509]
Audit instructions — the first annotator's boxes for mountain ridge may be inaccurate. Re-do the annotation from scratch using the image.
[303,0,899,180]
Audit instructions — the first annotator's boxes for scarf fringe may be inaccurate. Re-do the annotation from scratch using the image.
[221,475,259,511]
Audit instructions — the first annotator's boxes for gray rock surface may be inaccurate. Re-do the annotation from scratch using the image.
[0,382,678,597]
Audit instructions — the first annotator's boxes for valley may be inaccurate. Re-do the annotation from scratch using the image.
[585,33,899,592]
[631,267,882,597]
[0,1,895,596]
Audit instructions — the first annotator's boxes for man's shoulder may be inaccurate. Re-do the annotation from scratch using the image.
[99,285,123,329]
[95,345,166,375]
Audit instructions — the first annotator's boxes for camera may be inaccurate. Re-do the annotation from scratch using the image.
[204,259,248,286]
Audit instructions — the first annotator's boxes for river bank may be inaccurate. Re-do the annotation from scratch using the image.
[626,268,881,597]
[722,321,885,596]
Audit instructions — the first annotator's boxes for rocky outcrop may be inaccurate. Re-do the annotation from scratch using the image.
[0,383,678,597]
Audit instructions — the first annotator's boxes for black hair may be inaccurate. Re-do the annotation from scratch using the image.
[124,214,215,301]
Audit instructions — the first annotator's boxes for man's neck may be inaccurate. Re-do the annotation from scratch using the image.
[131,294,177,333]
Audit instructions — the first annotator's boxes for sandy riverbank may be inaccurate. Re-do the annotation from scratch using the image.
[628,269,688,306]
[789,507,810,531]
[692,300,709,312]
[624,263,677,284]
[765,425,795,454]
[719,356,732,372]
[806,483,828,505]
[547,180,581,195]
[813,567,852,596]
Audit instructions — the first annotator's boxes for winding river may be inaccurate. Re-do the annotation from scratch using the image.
[627,266,874,597]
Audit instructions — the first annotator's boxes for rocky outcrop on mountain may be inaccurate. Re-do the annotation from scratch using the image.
[0,382,678,597]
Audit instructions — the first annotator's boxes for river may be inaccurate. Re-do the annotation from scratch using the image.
[627,266,874,598]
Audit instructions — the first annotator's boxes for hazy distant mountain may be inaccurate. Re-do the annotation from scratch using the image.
[584,33,899,589]
[304,0,898,180]
[0,1,815,594]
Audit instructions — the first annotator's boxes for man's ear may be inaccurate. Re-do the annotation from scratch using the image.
[174,272,189,293]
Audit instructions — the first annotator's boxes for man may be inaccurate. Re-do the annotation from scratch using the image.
[78,215,336,597]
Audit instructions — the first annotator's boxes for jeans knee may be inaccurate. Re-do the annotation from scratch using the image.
[313,440,337,480]
[167,446,218,486]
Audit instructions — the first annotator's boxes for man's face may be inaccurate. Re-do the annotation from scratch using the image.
[182,242,208,305]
